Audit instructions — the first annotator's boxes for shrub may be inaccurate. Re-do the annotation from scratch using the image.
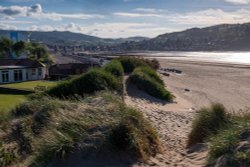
[144,58,160,70]
[0,142,17,167]
[206,112,250,166]
[110,107,161,160]
[12,97,63,117]
[208,127,239,163]
[187,103,228,146]
[28,92,161,165]
[104,60,124,77]
[130,67,173,101]
[117,57,149,73]
[47,69,122,98]
[137,66,164,85]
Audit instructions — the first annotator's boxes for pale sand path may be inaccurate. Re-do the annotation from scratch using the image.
[125,79,207,167]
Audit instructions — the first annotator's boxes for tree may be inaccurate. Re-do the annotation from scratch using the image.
[12,41,26,56]
[26,42,53,65]
[0,38,53,65]
[0,37,13,58]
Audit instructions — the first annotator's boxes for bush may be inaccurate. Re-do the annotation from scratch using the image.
[206,112,250,166]
[117,57,149,73]
[12,97,63,117]
[130,67,173,101]
[110,107,161,160]
[187,103,228,146]
[47,69,122,98]
[104,60,124,77]
[137,66,164,85]
[144,58,160,70]
[26,92,161,165]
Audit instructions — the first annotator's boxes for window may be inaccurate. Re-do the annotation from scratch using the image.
[32,69,36,76]
[14,70,23,82]
[2,71,9,83]
[38,68,42,76]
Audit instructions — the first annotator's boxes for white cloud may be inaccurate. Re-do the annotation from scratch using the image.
[134,8,164,13]
[114,8,250,25]
[114,12,163,18]
[25,22,175,38]
[0,4,104,21]
[0,4,42,16]
[39,12,104,21]
[0,23,17,30]
[167,8,250,25]
[0,20,35,24]
[224,0,250,4]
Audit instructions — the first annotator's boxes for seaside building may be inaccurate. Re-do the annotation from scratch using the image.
[49,62,99,80]
[0,59,46,84]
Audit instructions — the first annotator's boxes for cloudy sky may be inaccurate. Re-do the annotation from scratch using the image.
[0,0,250,38]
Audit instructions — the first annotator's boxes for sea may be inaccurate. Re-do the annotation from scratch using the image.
[133,51,250,65]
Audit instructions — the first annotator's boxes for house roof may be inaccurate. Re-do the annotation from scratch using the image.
[0,66,28,70]
[0,59,45,68]
[50,63,95,70]
[49,63,100,76]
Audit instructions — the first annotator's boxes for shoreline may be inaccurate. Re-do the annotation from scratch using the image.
[155,58,250,69]
[158,58,250,111]
[124,57,250,166]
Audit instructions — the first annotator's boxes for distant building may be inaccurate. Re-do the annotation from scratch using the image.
[0,59,46,84]
[49,63,99,80]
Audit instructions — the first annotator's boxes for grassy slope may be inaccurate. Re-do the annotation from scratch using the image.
[188,103,250,166]
[0,94,26,111]
[0,92,161,167]
[0,81,57,111]
[1,81,57,91]
[0,58,164,167]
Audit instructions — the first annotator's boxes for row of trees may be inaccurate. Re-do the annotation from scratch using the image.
[0,37,53,65]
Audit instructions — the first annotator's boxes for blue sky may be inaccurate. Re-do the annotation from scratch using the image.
[0,0,250,38]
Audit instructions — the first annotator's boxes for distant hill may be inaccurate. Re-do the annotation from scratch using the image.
[0,30,148,46]
[132,23,250,51]
[1,23,250,51]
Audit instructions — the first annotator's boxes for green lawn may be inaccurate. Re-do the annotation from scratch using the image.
[0,94,26,111]
[0,81,58,112]
[1,80,57,91]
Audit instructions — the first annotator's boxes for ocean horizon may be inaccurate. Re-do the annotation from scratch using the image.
[134,51,250,65]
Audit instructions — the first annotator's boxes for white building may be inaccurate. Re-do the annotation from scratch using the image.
[0,59,46,84]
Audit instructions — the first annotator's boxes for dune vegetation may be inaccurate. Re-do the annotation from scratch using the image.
[130,66,173,101]
[0,92,161,167]
[188,103,250,167]
[0,57,168,167]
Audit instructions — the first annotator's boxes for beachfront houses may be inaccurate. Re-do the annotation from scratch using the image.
[0,59,46,84]
[49,62,100,80]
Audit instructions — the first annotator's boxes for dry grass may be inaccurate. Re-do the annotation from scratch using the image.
[0,92,161,167]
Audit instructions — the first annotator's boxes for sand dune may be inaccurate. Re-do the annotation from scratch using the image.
[125,59,250,166]
[125,80,207,167]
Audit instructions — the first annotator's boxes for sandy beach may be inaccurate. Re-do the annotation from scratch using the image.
[125,58,250,167]
[159,59,250,112]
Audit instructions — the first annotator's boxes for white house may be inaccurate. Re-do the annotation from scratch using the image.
[0,59,46,84]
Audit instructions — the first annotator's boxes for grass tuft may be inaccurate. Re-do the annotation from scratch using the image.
[47,69,122,98]
[187,103,228,147]
[103,60,124,77]
[0,92,160,166]
[129,67,173,101]
[117,57,150,73]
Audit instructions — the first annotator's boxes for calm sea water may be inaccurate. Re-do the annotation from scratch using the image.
[135,51,250,65]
